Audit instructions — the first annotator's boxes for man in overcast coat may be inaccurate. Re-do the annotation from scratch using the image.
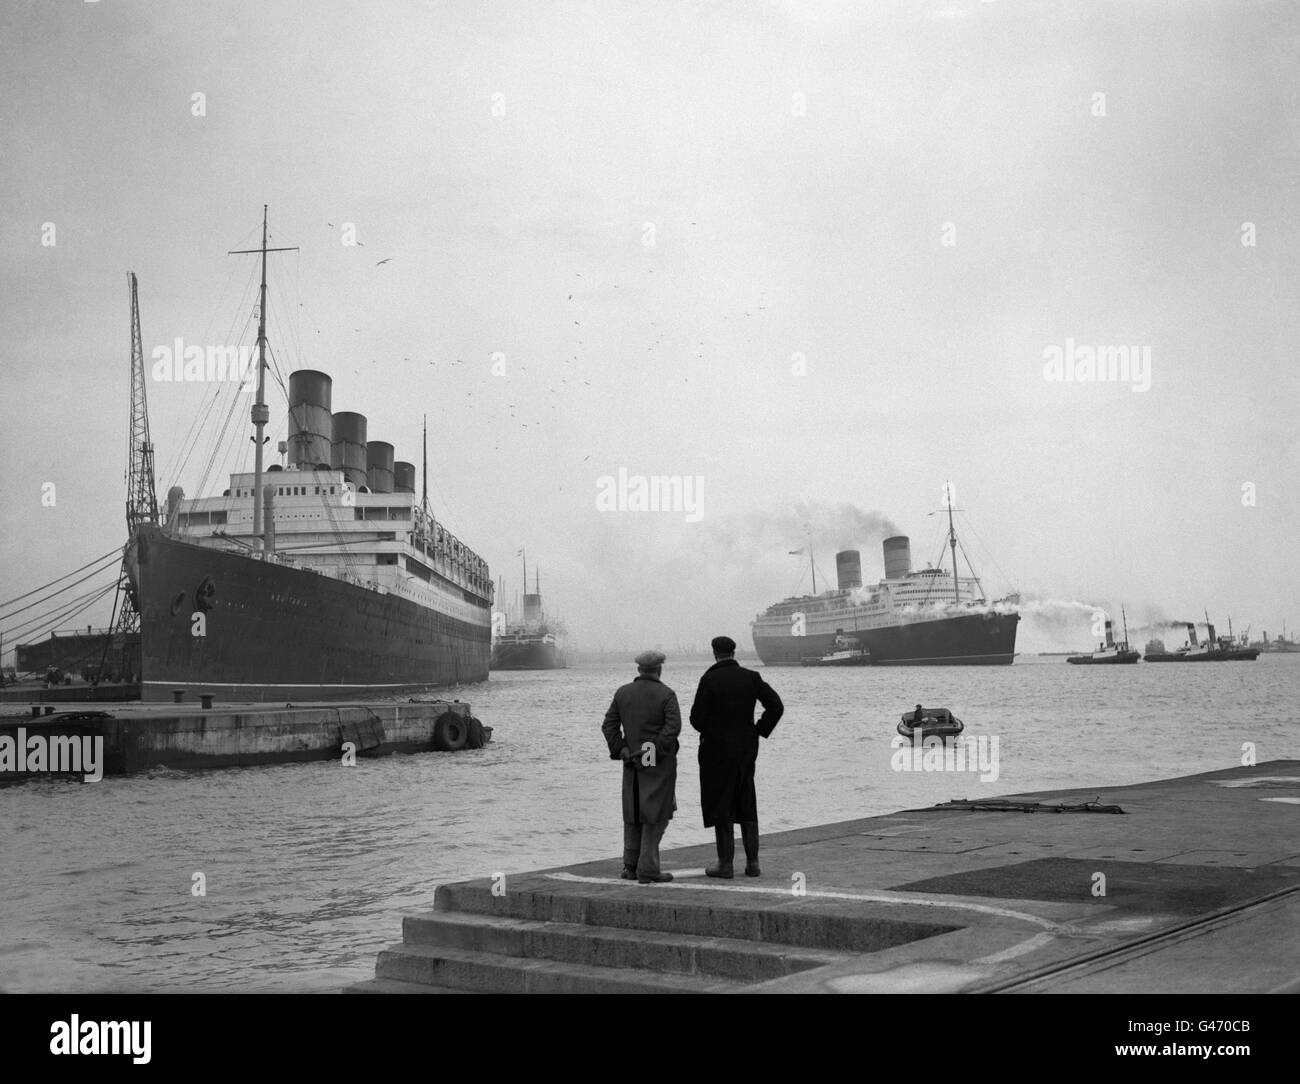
[601,650,681,884]
[689,635,784,878]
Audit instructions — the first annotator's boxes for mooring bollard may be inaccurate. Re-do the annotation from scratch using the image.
[200,694,214,710]
[172,689,185,704]
[44,706,55,715]
[30,705,41,717]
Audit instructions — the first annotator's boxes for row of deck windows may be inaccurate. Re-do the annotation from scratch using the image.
[229,486,340,497]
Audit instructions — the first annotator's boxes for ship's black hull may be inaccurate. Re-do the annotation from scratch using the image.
[130,526,491,701]
[491,641,566,670]
[1067,653,1140,664]
[1144,651,1258,662]
[754,612,1018,666]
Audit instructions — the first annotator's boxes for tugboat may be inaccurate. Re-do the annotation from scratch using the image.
[1215,617,1260,661]
[801,634,871,666]
[1067,609,1140,664]
[897,706,964,739]
[1145,614,1258,662]
[1145,622,1218,661]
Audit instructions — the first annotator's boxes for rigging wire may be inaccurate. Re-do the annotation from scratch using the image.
[195,376,252,500]
[2,576,120,644]
[0,554,122,622]
[957,511,1018,594]
[158,259,260,492]
[15,582,121,649]
[0,548,122,612]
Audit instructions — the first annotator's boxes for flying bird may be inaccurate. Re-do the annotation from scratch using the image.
[376,258,393,266]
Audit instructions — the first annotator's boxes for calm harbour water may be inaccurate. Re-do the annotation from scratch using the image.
[2,655,1297,993]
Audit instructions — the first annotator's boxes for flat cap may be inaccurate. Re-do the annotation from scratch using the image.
[711,635,736,654]
[635,649,666,668]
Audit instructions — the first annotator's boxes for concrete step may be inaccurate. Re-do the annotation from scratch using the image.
[402,910,842,982]
[345,977,480,994]
[433,880,957,953]
[374,941,744,994]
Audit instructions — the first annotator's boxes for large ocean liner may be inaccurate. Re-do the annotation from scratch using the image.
[122,209,492,701]
[751,503,1019,666]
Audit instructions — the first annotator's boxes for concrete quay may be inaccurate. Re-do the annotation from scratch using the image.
[351,761,1300,994]
[0,697,486,781]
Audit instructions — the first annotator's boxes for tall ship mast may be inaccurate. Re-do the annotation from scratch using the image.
[751,489,1019,666]
[123,207,493,700]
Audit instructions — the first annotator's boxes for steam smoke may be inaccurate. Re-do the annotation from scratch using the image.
[574,501,900,649]
[694,502,899,561]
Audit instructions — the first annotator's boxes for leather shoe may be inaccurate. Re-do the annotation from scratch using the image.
[744,863,761,877]
[637,871,673,884]
[705,862,734,879]
[620,866,636,880]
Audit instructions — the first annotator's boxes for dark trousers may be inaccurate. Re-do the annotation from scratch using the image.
[623,821,668,878]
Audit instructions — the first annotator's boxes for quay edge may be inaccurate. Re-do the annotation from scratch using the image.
[350,760,1300,994]
[0,699,486,780]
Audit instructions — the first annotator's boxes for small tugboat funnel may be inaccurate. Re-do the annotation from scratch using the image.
[882,536,912,581]
[835,550,862,590]
[1187,622,1198,647]
[1104,619,1115,647]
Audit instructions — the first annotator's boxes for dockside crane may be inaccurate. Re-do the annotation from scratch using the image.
[125,271,160,538]
[97,273,158,681]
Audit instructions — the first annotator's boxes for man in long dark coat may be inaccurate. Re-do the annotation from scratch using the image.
[601,650,681,884]
[689,635,784,878]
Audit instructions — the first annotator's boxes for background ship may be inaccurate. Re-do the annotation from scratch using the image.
[491,556,567,671]
[751,499,1019,666]
[120,211,492,701]
[1249,622,1300,653]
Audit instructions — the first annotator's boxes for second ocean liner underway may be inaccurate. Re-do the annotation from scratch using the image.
[122,208,493,701]
[751,502,1019,666]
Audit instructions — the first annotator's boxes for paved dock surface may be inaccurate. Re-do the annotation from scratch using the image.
[353,761,1300,993]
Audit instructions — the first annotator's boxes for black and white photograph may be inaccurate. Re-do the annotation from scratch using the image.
[1,0,1295,1057]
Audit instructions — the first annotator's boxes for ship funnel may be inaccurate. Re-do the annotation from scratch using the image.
[366,441,395,494]
[882,536,912,581]
[331,412,368,489]
[835,550,862,590]
[393,461,416,493]
[523,593,543,628]
[166,486,184,531]
[1206,621,1217,645]
[1187,622,1198,647]
[287,370,333,468]
[1104,619,1114,647]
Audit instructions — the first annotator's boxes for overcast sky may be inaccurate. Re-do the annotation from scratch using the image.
[2,0,1298,658]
